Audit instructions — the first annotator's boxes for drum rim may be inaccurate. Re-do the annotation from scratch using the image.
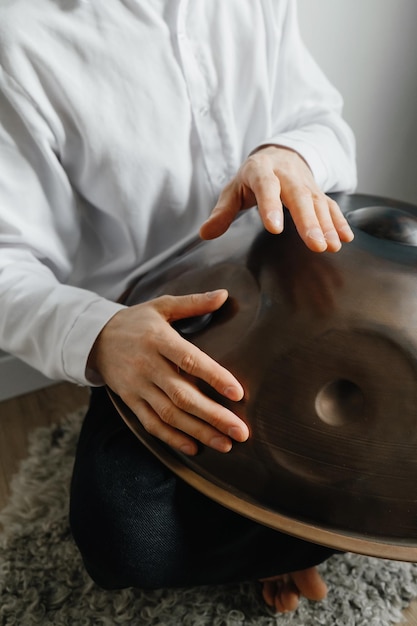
[108,387,417,563]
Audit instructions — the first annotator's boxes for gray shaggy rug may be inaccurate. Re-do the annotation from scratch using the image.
[1,408,417,625]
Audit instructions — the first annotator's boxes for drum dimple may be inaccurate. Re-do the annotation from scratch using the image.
[347,205,417,246]
[315,378,364,427]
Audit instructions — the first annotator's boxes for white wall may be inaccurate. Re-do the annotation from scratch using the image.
[0,350,53,402]
[298,0,417,205]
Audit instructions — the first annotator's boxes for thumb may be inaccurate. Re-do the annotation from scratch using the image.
[199,185,240,240]
[158,289,229,323]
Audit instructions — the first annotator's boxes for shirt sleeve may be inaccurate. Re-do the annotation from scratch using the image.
[0,69,124,385]
[258,0,357,193]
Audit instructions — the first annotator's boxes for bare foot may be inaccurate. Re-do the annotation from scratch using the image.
[260,566,328,613]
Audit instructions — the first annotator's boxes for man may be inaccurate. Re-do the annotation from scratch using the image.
[0,0,356,613]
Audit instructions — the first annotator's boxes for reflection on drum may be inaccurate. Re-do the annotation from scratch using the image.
[109,193,417,561]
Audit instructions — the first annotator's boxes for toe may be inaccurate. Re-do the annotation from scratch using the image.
[292,567,328,601]
[261,580,276,609]
[276,585,300,613]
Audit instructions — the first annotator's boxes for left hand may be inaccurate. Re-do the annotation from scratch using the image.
[87,290,247,456]
[199,145,354,252]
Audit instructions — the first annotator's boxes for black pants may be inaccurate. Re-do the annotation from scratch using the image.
[69,387,335,590]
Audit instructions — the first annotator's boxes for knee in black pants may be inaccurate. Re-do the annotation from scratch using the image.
[70,388,337,589]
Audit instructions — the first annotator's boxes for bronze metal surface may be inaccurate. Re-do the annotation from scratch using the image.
[109,193,417,561]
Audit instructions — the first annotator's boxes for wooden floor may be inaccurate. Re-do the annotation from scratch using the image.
[0,381,416,625]
[0,382,89,511]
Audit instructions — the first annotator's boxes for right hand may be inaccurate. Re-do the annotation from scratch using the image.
[200,145,354,252]
[88,289,248,456]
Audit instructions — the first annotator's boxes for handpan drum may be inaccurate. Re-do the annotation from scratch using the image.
[108,193,417,561]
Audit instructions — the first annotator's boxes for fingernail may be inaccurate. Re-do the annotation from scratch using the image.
[306,228,326,245]
[179,443,196,455]
[267,212,282,232]
[228,426,247,441]
[224,385,244,401]
[340,224,354,240]
[205,289,226,299]
[324,230,341,250]
[209,436,232,453]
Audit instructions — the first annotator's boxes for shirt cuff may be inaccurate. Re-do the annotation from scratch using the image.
[62,297,126,386]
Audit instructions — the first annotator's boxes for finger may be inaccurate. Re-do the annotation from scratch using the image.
[313,195,355,252]
[165,335,245,405]
[285,190,328,252]
[289,191,354,253]
[243,162,284,234]
[145,354,247,443]
[133,398,200,456]
[141,383,235,453]
[328,198,354,242]
[159,324,244,404]
[160,367,247,441]
[136,327,247,441]
[311,195,343,253]
[199,183,241,240]
[284,180,334,252]
[157,290,229,323]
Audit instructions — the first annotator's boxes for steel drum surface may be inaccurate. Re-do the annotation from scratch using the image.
[109,193,417,560]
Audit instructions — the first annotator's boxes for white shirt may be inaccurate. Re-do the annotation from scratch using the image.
[0,0,356,385]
